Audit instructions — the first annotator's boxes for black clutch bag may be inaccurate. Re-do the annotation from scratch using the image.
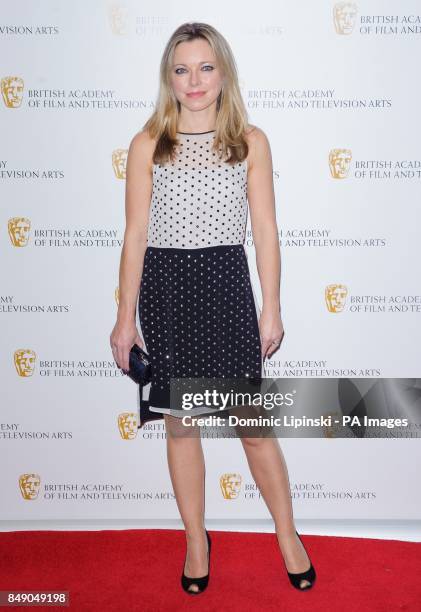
[122,344,164,428]
[122,343,152,386]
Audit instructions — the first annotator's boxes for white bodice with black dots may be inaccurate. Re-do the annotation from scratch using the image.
[147,130,248,249]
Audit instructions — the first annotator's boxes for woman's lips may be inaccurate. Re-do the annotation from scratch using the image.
[186,91,205,98]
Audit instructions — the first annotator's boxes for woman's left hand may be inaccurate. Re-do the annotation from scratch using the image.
[259,307,285,360]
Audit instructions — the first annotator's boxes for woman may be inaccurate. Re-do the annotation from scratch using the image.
[110,22,316,595]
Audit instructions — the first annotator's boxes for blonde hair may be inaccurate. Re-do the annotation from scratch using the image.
[143,22,250,166]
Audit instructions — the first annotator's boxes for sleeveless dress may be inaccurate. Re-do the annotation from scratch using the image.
[138,129,263,417]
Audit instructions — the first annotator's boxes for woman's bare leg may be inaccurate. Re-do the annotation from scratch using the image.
[238,425,313,588]
[164,414,209,593]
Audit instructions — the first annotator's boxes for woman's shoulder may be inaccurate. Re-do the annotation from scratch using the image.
[127,129,157,170]
[244,124,271,167]
[129,128,157,154]
[244,124,270,145]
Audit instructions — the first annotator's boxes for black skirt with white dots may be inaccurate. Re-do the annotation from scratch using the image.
[138,244,262,416]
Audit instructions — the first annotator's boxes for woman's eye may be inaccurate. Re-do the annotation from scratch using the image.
[175,65,214,75]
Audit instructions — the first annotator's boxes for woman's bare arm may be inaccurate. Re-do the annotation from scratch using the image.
[110,129,156,371]
[246,126,284,358]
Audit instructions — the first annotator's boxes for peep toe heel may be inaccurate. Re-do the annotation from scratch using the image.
[181,529,212,595]
[285,530,316,590]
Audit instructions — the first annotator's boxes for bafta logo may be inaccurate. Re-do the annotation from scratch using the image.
[19,474,41,500]
[325,284,348,313]
[118,413,138,439]
[112,149,128,179]
[14,349,37,377]
[8,217,31,247]
[1,76,24,108]
[333,2,358,35]
[115,286,119,306]
[220,473,242,499]
[329,149,352,179]
[108,5,130,36]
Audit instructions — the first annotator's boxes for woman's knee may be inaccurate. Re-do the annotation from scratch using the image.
[240,435,266,449]
[164,414,200,439]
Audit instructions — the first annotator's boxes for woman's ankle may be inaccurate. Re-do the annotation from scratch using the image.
[185,525,206,539]
[275,523,296,538]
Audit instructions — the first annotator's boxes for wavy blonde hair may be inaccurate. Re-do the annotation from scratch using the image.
[143,22,250,166]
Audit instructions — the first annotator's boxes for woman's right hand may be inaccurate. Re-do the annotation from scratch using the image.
[110,320,144,372]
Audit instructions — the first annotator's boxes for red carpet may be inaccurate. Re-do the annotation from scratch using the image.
[1,529,420,611]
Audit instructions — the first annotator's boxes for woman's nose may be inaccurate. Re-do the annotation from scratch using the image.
[189,71,201,86]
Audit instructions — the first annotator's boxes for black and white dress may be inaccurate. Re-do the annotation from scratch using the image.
[138,129,263,417]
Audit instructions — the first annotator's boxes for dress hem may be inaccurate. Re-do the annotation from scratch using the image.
[148,405,248,418]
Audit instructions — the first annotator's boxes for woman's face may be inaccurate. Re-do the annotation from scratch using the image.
[170,38,224,113]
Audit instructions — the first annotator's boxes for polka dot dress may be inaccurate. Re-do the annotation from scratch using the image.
[138,130,262,416]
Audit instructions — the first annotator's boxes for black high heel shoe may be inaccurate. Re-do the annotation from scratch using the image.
[284,530,316,590]
[181,529,212,595]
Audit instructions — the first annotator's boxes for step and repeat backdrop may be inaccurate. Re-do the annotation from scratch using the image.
[1,1,421,521]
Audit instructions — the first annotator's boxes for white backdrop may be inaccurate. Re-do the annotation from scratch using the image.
[1,1,420,521]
